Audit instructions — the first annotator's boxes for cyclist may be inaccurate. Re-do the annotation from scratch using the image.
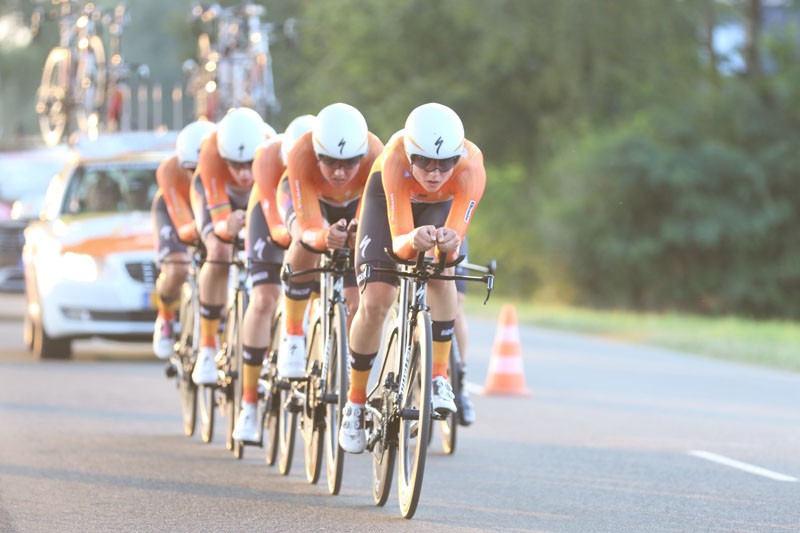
[339,103,486,453]
[190,107,275,385]
[275,103,384,379]
[152,120,216,359]
[231,114,316,443]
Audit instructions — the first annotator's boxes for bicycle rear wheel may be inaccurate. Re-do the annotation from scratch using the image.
[370,307,400,507]
[398,310,432,519]
[302,304,323,484]
[324,301,349,495]
[439,339,461,455]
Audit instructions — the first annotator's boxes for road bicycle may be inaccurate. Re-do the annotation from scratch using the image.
[164,245,205,437]
[34,0,106,146]
[278,245,352,494]
[361,249,493,519]
[196,236,249,456]
[431,259,497,456]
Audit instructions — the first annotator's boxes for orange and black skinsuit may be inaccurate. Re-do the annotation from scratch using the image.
[280,130,384,342]
[348,133,486,404]
[151,154,196,326]
[190,131,255,353]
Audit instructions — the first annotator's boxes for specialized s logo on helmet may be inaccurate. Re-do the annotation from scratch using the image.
[338,137,346,156]
[238,143,245,160]
[434,136,443,155]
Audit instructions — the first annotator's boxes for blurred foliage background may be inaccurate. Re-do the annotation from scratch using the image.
[1,0,799,319]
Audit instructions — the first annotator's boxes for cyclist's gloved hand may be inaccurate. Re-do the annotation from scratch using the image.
[434,227,459,254]
[346,218,359,248]
[412,225,437,252]
[326,218,349,250]
[226,209,247,237]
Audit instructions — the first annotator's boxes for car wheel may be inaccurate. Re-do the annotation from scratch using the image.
[32,318,72,360]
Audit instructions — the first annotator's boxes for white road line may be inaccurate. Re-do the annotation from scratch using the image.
[464,381,482,395]
[688,450,798,482]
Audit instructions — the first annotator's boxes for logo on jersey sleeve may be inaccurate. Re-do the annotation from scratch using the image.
[464,200,476,223]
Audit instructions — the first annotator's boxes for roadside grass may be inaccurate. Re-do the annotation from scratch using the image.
[464,296,800,373]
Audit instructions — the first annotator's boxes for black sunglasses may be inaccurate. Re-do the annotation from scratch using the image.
[410,154,460,172]
[318,154,362,170]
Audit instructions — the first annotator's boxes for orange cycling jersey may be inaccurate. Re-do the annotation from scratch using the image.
[251,136,290,248]
[156,154,195,243]
[380,135,486,262]
[196,131,255,241]
[287,131,384,250]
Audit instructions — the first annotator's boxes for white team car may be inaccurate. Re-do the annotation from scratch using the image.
[22,132,176,359]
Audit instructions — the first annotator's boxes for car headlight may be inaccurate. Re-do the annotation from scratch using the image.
[60,252,100,282]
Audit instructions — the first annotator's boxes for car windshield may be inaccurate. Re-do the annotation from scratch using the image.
[63,162,158,215]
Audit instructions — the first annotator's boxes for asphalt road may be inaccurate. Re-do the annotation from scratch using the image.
[0,294,798,532]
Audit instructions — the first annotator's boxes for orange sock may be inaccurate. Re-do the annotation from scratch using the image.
[432,339,451,379]
[348,369,370,404]
[157,294,179,322]
[242,364,260,404]
[284,297,307,336]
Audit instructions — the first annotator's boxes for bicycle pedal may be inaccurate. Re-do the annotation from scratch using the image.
[430,411,445,421]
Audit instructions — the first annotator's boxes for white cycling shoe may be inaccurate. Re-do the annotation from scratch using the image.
[232,402,260,443]
[152,317,174,360]
[277,334,306,378]
[192,347,219,385]
[338,401,366,454]
[431,376,457,416]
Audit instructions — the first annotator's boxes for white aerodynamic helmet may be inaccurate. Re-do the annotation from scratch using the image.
[281,114,317,164]
[312,103,369,159]
[176,120,216,168]
[217,107,266,162]
[404,103,464,160]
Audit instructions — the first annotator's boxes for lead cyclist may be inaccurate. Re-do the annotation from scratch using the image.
[339,103,487,454]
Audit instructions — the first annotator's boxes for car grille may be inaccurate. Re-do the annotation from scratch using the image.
[125,261,158,286]
[88,309,158,322]
[0,221,26,268]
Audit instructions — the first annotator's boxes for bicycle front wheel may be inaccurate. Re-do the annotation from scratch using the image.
[277,384,298,475]
[263,305,283,466]
[223,294,245,459]
[302,304,324,485]
[370,306,400,507]
[397,310,432,519]
[198,384,215,443]
[324,301,349,495]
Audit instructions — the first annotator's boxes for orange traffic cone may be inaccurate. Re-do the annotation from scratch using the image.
[483,304,531,396]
